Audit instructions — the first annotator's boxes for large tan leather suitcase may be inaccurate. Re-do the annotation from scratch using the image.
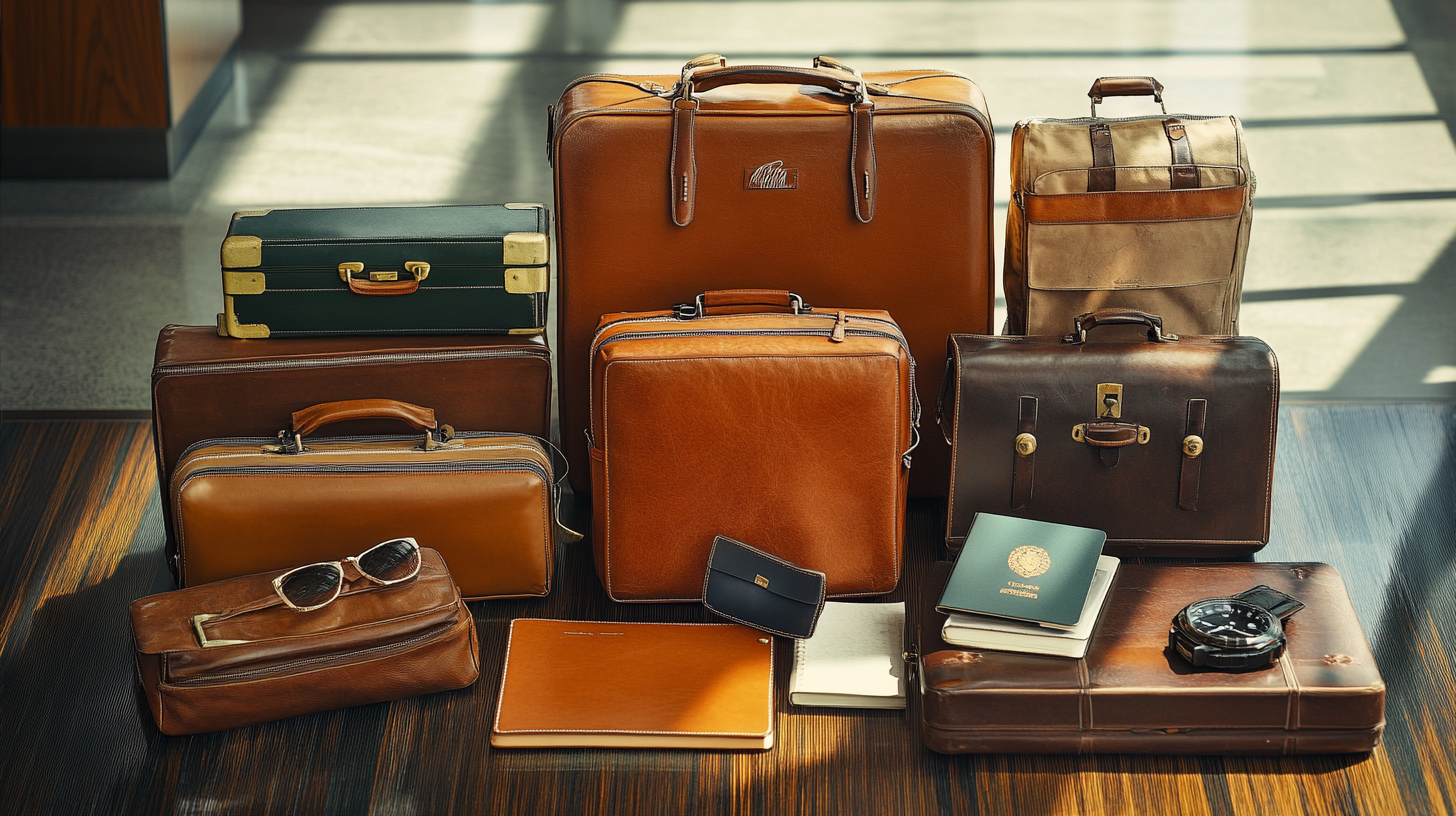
[940,308,1278,557]
[589,290,916,601]
[171,399,559,600]
[918,561,1384,755]
[552,55,994,499]
[1005,77,1255,336]
[151,326,552,578]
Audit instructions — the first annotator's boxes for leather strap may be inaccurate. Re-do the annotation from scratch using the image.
[1012,396,1037,509]
[347,278,419,296]
[701,289,796,312]
[1235,585,1306,620]
[1178,398,1208,510]
[1164,119,1199,190]
[851,101,877,223]
[670,98,698,226]
[292,399,437,437]
[1088,123,1115,192]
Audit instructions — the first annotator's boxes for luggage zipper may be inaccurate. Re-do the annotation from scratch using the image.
[153,346,550,380]
[167,621,456,686]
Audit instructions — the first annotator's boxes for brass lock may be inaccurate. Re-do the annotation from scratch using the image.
[1097,383,1122,418]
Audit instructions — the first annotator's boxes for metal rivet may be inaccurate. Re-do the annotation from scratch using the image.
[1182,435,1204,457]
[1015,433,1037,456]
[1138,426,1151,445]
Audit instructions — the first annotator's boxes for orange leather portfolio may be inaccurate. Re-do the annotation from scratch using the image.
[491,620,775,750]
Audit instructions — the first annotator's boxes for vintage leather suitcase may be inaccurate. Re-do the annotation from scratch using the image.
[590,290,916,601]
[131,547,479,736]
[552,55,995,498]
[218,204,549,338]
[917,561,1385,755]
[151,325,552,576]
[1004,77,1255,336]
[171,399,559,601]
[941,308,1278,557]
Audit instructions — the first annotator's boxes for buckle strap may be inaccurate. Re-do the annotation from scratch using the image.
[1164,119,1200,190]
[1089,123,1115,192]
[1012,396,1038,509]
[1178,398,1208,510]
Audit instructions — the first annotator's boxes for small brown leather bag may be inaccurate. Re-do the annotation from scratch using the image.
[171,398,565,600]
[130,547,479,736]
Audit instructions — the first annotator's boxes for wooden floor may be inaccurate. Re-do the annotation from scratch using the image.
[1,403,1452,816]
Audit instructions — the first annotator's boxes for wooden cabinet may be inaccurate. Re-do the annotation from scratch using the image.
[1,0,241,177]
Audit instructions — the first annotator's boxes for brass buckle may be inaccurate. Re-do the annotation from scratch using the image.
[192,613,250,648]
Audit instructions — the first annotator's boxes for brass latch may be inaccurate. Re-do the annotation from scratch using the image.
[1097,383,1123,418]
[338,261,430,283]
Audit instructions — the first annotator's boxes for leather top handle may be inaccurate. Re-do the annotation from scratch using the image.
[1088,76,1167,116]
[292,399,437,437]
[674,289,809,319]
[1065,308,1178,344]
[670,57,877,226]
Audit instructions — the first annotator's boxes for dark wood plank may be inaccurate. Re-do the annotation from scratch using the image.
[0,404,1451,815]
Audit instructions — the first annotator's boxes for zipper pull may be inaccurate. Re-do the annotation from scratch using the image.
[831,310,847,343]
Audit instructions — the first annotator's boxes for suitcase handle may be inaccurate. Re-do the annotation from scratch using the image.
[685,64,864,98]
[1067,308,1179,343]
[674,289,809,319]
[272,399,452,453]
[1088,76,1166,117]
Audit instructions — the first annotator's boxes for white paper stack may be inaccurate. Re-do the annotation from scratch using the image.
[789,601,905,709]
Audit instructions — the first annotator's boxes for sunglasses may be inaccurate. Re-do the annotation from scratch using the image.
[193,538,422,647]
[273,537,423,611]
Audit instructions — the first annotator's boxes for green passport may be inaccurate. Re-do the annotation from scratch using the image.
[935,514,1108,629]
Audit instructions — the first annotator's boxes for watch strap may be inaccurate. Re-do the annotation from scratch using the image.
[1234,585,1305,620]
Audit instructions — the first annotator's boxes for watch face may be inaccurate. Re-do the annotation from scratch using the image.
[1182,599,1280,647]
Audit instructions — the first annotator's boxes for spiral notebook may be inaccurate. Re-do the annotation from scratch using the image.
[789,602,905,709]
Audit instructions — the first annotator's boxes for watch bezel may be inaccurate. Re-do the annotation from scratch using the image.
[1176,597,1284,650]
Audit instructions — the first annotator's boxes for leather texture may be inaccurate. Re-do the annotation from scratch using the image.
[918,561,1385,755]
[702,536,828,639]
[492,619,774,749]
[131,548,479,736]
[221,204,549,336]
[590,297,915,601]
[1005,80,1254,336]
[171,407,558,600]
[942,317,1279,557]
[151,326,552,573]
[552,57,995,500]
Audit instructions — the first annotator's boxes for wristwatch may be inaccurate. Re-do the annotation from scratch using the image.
[1168,585,1305,672]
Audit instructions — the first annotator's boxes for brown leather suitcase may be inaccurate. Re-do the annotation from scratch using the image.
[1004,76,1255,336]
[941,308,1278,557]
[552,55,995,500]
[151,326,552,577]
[589,290,916,601]
[917,561,1385,755]
[171,399,560,600]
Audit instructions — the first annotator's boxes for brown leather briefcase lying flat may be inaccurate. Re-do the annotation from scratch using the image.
[171,399,559,600]
[590,290,916,602]
[917,561,1385,755]
[131,547,478,736]
[941,308,1278,557]
[151,326,552,578]
[1004,76,1255,336]
[552,55,995,500]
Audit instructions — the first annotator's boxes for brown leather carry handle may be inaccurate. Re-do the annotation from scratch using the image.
[686,65,864,97]
[1066,308,1178,343]
[347,278,420,296]
[675,289,809,318]
[292,399,437,437]
[1088,76,1166,116]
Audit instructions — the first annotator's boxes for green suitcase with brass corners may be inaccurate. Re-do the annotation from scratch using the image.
[218,204,550,338]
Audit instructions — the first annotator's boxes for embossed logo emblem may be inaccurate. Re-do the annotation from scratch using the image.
[754,574,770,588]
[1007,546,1051,578]
[744,161,799,190]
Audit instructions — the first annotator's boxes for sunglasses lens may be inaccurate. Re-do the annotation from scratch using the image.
[279,564,343,609]
[356,539,421,583]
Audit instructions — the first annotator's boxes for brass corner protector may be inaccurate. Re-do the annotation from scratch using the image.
[215,313,227,336]
[222,296,270,338]
[222,270,266,295]
[221,235,264,269]
[503,232,549,266]
[504,266,550,294]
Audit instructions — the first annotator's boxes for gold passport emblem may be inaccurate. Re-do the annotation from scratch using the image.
[754,575,770,588]
[1008,546,1051,578]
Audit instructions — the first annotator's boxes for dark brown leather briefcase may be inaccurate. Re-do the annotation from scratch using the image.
[151,326,551,576]
[917,561,1385,755]
[941,308,1278,557]
[552,55,995,499]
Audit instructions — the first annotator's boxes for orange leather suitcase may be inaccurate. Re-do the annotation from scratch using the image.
[552,55,994,500]
[589,290,916,602]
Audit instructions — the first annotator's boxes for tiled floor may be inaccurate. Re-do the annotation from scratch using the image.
[3,0,1454,410]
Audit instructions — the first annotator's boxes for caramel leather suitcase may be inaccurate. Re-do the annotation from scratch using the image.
[151,326,552,578]
[552,55,995,499]
[171,399,560,601]
[1005,77,1254,336]
[940,308,1278,557]
[917,561,1385,755]
[589,290,916,601]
